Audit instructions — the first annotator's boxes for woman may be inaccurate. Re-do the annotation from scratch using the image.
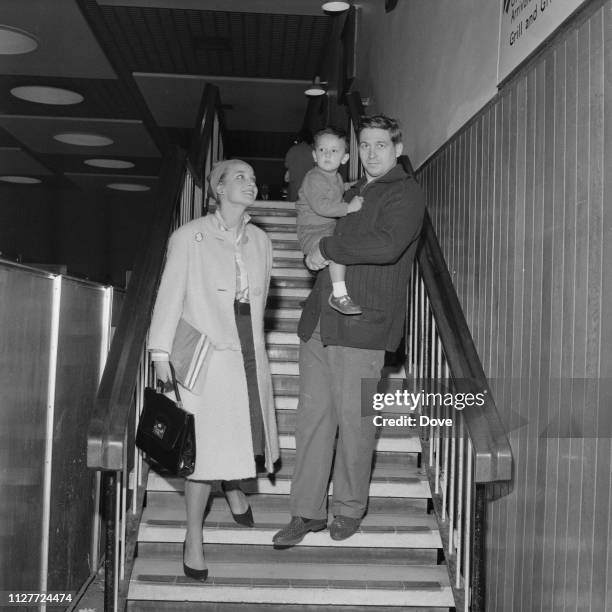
[148,159,280,580]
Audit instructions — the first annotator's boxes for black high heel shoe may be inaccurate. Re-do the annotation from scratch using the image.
[230,505,254,528]
[223,480,255,528]
[182,541,208,581]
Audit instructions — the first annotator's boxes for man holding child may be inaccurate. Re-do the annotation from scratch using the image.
[273,115,426,545]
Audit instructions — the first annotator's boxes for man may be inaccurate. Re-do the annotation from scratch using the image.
[284,128,315,202]
[273,115,426,546]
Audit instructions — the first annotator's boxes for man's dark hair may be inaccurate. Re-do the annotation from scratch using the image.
[359,115,402,145]
[313,126,348,150]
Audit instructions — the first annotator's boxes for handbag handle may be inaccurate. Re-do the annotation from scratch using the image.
[157,362,183,407]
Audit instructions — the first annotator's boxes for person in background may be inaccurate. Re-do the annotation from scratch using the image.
[295,126,363,315]
[284,127,315,202]
[273,115,425,547]
[149,159,279,581]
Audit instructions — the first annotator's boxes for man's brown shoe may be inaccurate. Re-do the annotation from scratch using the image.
[273,516,327,548]
[329,515,361,540]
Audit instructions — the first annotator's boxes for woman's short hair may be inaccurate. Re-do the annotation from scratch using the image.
[207,159,246,202]
[359,115,402,144]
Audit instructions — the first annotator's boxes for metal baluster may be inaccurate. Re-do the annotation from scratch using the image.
[455,414,465,588]
[448,406,456,551]
[120,430,128,581]
[464,438,473,610]
[104,471,116,612]
[442,361,450,520]
[432,310,440,494]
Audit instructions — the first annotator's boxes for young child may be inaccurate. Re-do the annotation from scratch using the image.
[295,127,363,315]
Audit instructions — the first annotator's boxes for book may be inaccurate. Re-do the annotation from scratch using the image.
[170,318,213,392]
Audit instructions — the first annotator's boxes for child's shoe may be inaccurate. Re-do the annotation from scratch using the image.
[328,293,362,315]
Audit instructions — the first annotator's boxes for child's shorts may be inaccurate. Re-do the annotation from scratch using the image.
[297,220,336,256]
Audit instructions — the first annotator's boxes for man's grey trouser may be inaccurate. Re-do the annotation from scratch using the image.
[289,327,385,520]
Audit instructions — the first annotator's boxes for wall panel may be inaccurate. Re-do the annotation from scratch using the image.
[418,3,611,609]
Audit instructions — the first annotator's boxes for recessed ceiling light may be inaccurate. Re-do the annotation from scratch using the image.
[322,1,351,11]
[107,183,150,192]
[53,132,114,147]
[0,25,38,55]
[0,175,41,184]
[11,86,84,106]
[84,158,135,169]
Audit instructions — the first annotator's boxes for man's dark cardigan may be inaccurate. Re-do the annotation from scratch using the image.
[297,163,425,352]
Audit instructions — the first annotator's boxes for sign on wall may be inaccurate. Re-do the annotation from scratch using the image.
[498,0,588,83]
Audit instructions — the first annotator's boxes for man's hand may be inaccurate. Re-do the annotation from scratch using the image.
[305,244,329,271]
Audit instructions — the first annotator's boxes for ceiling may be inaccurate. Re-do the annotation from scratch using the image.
[0,0,337,194]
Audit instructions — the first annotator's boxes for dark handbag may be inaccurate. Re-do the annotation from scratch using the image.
[136,363,196,476]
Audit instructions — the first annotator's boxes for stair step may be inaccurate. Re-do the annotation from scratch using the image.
[271,240,300,251]
[276,432,422,454]
[128,603,453,612]
[250,207,297,218]
[268,286,310,298]
[266,296,305,310]
[267,344,300,362]
[128,558,454,607]
[266,317,299,333]
[250,202,296,212]
[270,276,314,289]
[273,395,298,410]
[272,258,307,269]
[270,361,299,375]
[135,542,439,566]
[272,249,303,259]
[272,374,299,395]
[252,215,296,225]
[270,267,312,279]
[265,331,300,345]
[267,231,301,241]
[253,222,298,233]
[144,492,429,515]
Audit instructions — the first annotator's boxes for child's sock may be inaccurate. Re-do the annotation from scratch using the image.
[332,281,348,297]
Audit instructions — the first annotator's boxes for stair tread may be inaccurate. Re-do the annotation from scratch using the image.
[132,557,450,583]
[141,495,438,531]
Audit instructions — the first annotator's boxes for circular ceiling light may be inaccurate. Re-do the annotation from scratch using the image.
[85,158,134,169]
[11,85,84,105]
[322,1,351,11]
[0,175,41,184]
[53,132,114,147]
[107,182,150,192]
[0,25,38,55]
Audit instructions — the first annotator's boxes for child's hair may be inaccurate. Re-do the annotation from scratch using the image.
[359,115,402,145]
[313,126,349,151]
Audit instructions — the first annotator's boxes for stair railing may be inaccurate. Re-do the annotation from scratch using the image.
[86,83,224,611]
[346,92,513,611]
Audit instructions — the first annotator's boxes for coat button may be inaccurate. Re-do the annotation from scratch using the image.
[252,287,262,296]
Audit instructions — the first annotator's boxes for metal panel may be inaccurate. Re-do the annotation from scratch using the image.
[0,263,54,592]
[47,279,107,592]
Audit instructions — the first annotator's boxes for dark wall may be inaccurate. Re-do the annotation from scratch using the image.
[0,183,151,286]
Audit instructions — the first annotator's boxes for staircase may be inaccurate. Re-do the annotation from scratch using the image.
[127,200,456,611]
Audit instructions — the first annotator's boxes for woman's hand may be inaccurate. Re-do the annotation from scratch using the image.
[154,360,172,385]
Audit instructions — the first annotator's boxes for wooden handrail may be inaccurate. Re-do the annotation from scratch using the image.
[87,84,222,471]
[87,149,186,470]
[417,213,512,482]
[346,92,512,484]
